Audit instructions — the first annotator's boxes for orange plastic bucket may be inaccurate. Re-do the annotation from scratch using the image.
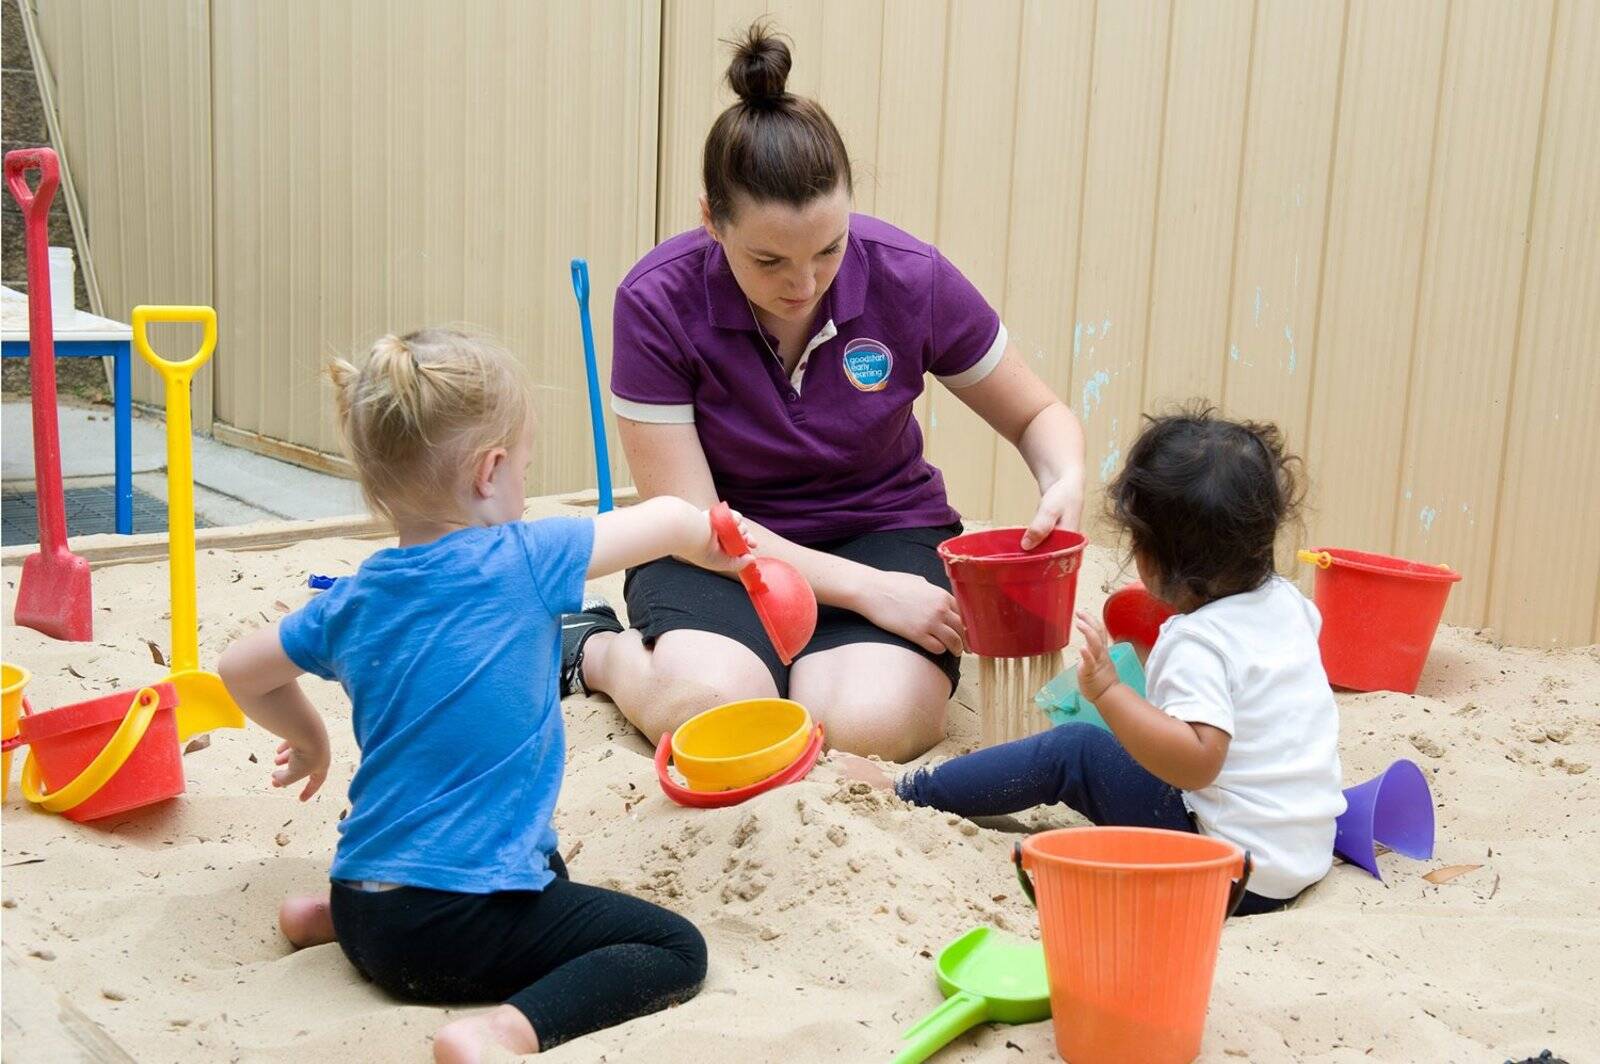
[1298,548,1461,694]
[938,528,1087,657]
[14,683,184,822]
[1014,827,1250,1064]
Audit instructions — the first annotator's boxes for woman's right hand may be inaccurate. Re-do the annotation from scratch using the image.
[856,570,966,657]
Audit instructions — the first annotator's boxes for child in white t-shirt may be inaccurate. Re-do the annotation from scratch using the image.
[854,407,1345,914]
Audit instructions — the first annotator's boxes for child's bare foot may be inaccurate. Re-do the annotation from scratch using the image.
[433,1005,539,1063]
[832,752,896,791]
[279,893,337,948]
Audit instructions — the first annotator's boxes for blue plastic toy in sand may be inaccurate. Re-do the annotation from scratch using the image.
[1035,641,1144,730]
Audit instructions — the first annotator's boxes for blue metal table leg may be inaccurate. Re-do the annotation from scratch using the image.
[114,339,133,534]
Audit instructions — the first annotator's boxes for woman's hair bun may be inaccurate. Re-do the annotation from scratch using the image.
[727,21,791,104]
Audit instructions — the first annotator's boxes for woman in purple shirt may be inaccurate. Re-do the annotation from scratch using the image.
[562,24,1085,761]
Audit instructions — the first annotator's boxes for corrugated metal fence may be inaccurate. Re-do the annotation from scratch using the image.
[27,0,1600,646]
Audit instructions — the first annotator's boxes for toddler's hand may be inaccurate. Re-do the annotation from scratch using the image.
[1074,609,1121,703]
[273,738,329,801]
[689,507,755,574]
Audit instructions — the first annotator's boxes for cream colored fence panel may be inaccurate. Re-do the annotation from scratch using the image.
[1391,2,1555,628]
[1486,0,1600,646]
[30,0,214,428]
[655,0,1598,645]
[990,0,1098,524]
[208,0,660,494]
[1140,0,1253,414]
[34,0,1598,643]
[1301,0,1448,567]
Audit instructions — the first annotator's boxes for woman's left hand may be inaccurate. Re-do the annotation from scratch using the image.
[1022,475,1084,549]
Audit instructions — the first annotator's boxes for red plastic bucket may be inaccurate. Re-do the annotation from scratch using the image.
[1014,827,1251,1064]
[938,528,1087,657]
[1299,548,1461,694]
[15,683,184,822]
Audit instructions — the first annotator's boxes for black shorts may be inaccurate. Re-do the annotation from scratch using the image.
[623,522,963,697]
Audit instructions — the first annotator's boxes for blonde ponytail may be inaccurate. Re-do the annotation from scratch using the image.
[328,327,531,524]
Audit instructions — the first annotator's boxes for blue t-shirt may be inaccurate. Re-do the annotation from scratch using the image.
[278,517,593,893]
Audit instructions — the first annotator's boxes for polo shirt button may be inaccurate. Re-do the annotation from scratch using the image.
[786,391,798,402]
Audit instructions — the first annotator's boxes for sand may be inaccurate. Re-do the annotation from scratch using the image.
[3,499,1597,1062]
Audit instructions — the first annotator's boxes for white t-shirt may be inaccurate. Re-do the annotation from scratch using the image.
[1146,576,1346,899]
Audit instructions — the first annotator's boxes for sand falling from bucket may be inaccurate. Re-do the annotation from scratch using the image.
[978,652,1062,748]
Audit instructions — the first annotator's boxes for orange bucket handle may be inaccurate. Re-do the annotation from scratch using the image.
[1011,840,1256,917]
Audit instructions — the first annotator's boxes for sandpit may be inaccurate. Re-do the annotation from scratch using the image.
[3,498,1596,1062]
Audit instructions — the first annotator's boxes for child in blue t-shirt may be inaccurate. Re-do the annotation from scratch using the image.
[218,327,750,1062]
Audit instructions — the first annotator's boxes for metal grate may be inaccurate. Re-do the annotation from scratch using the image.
[0,486,210,546]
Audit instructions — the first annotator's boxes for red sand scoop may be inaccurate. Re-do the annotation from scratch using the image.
[710,503,817,665]
[6,148,92,642]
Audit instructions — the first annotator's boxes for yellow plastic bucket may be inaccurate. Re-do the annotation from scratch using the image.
[670,698,811,792]
[3,662,31,801]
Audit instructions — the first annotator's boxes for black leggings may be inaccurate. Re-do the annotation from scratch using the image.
[328,854,707,1049]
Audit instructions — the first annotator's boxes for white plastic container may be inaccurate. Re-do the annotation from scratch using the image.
[48,245,76,317]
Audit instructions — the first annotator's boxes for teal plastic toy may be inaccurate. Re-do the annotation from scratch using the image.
[1035,641,1145,730]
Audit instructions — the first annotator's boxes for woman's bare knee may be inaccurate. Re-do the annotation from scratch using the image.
[818,697,948,762]
[610,630,776,741]
[791,644,952,761]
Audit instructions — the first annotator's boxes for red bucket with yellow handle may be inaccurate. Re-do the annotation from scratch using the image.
[3,683,184,822]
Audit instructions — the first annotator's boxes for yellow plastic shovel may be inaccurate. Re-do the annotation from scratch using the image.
[133,306,245,740]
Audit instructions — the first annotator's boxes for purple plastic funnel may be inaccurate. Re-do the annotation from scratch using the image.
[1334,758,1435,880]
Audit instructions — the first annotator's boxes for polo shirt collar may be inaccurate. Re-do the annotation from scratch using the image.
[704,219,870,332]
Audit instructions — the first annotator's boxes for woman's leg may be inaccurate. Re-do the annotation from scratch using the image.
[786,523,963,760]
[896,723,1194,831]
[572,558,783,741]
[582,628,777,742]
[789,644,951,761]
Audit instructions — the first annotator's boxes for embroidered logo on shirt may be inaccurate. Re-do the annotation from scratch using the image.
[842,338,893,392]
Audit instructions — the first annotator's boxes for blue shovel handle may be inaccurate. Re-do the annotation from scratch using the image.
[570,258,613,513]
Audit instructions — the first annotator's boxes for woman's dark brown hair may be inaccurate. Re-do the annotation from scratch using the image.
[1108,404,1306,607]
[702,21,853,225]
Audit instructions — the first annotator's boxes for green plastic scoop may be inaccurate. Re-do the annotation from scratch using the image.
[891,926,1052,1064]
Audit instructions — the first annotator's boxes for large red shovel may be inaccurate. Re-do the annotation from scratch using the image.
[5,147,93,641]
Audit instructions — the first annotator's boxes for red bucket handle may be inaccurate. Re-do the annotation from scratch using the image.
[1012,841,1254,916]
[1,697,36,753]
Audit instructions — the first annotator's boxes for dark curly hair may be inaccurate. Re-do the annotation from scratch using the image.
[1107,404,1305,608]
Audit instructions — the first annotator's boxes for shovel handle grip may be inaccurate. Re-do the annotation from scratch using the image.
[709,502,751,559]
[4,148,59,221]
[570,258,590,305]
[133,305,218,377]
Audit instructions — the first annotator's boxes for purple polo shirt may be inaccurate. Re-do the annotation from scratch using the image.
[611,214,1006,545]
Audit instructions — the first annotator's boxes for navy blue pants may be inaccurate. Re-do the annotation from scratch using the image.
[897,723,1288,916]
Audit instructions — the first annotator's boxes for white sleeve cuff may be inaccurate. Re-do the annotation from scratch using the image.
[610,396,696,425]
[936,323,1008,389]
